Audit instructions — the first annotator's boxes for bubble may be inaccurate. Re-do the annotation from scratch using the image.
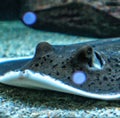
[23,12,37,25]
[72,71,86,85]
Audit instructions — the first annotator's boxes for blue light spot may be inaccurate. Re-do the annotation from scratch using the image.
[23,12,37,25]
[72,71,86,85]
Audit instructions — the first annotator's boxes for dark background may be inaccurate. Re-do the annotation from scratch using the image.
[0,0,21,20]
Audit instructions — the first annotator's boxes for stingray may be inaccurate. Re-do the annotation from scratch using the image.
[0,38,120,100]
[21,1,120,38]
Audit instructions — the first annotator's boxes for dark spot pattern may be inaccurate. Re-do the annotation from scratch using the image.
[61,65,66,68]
[103,76,108,81]
[20,40,120,95]
[35,63,39,67]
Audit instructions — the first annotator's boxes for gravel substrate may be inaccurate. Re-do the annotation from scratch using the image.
[0,21,120,118]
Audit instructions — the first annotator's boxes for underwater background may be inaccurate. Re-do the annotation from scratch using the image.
[0,0,120,117]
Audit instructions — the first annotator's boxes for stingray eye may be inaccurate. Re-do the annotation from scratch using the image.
[71,45,94,67]
[77,45,93,61]
[83,46,93,60]
[87,46,92,55]
[35,42,53,57]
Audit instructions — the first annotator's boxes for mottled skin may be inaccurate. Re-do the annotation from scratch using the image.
[21,39,120,95]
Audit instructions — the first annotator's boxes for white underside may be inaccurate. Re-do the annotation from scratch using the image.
[0,56,33,63]
[0,70,119,100]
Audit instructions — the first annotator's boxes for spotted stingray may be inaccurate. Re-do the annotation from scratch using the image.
[0,38,120,100]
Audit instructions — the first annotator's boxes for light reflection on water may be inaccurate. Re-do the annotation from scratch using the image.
[23,12,37,25]
[72,71,87,85]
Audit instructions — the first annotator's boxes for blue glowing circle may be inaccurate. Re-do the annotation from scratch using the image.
[23,12,37,25]
[72,71,86,85]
